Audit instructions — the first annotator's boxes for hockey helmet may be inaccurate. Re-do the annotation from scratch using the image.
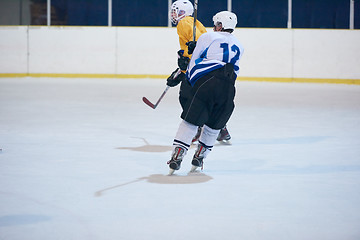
[213,11,237,31]
[170,0,194,25]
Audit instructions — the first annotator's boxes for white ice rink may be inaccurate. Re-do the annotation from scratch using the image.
[0,77,360,240]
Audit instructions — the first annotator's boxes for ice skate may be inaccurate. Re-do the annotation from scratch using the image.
[191,126,202,144]
[167,146,186,175]
[190,144,207,172]
[217,126,231,144]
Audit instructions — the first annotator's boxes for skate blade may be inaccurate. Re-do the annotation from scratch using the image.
[168,169,176,176]
[190,165,198,172]
[218,140,232,145]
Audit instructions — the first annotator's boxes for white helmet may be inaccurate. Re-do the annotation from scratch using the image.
[170,0,194,25]
[213,11,237,31]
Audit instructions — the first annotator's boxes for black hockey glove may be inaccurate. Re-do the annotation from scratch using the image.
[167,68,185,87]
[186,41,197,55]
[177,50,190,71]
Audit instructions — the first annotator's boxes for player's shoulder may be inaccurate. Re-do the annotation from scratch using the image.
[178,16,194,26]
[199,31,222,40]
[178,16,206,31]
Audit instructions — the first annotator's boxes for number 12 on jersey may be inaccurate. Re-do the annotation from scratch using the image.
[220,43,240,71]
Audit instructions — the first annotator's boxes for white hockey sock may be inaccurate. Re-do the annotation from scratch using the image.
[173,120,198,151]
[199,125,220,152]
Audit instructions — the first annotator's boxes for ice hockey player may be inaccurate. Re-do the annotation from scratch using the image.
[167,11,244,175]
[166,0,231,143]
[166,0,206,143]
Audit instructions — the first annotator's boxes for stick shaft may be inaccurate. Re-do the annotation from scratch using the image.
[154,86,170,107]
[193,0,198,41]
[142,86,170,109]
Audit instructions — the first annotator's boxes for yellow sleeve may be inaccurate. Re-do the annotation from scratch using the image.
[177,16,207,58]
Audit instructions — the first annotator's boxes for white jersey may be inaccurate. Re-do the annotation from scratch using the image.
[186,31,244,86]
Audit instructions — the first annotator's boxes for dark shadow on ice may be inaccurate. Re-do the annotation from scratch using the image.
[116,137,172,152]
[94,172,212,197]
[117,145,173,152]
[117,137,234,153]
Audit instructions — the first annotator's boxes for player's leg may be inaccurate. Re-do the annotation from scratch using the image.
[191,125,220,171]
[179,80,202,143]
[168,120,198,173]
[217,125,231,142]
[191,126,202,143]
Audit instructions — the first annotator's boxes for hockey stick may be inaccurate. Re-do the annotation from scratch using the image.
[192,0,198,41]
[143,1,197,110]
[142,86,170,109]
[142,69,182,109]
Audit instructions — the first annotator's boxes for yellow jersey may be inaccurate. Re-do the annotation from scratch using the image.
[177,16,207,58]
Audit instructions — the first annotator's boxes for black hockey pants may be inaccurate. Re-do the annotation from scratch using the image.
[180,63,236,130]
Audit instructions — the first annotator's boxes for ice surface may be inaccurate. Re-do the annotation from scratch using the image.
[0,77,360,240]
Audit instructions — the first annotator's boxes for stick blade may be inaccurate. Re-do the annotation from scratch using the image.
[142,97,156,109]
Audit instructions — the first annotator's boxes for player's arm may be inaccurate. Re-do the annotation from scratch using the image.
[167,68,185,87]
[187,33,208,68]
[166,19,191,85]
[184,20,207,55]
[177,19,193,58]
